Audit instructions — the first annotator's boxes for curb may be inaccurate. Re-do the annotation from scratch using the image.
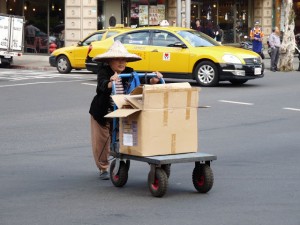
[11,65,56,71]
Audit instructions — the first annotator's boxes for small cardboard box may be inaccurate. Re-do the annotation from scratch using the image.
[105,82,200,156]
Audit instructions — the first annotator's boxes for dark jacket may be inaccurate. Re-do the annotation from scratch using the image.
[89,65,134,126]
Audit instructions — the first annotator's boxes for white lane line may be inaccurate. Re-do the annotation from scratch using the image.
[283,107,300,112]
[82,83,97,86]
[0,80,83,88]
[219,100,254,106]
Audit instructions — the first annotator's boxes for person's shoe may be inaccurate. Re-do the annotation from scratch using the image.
[99,170,109,180]
[270,68,276,72]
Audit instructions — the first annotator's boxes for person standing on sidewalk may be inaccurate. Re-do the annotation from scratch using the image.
[268,27,281,72]
[89,41,162,180]
[250,21,264,58]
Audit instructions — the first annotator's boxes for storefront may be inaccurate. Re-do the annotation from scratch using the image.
[123,0,167,27]
[190,0,252,44]
[0,0,65,53]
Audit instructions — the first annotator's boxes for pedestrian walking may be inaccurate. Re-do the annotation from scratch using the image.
[89,41,163,180]
[250,21,264,58]
[268,27,281,72]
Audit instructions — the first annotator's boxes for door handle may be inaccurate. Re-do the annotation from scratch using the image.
[152,49,158,52]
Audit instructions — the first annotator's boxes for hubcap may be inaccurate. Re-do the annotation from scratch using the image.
[197,175,205,187]
[151,179,159,191]
[198,65,215,84]
[58,58,67,71]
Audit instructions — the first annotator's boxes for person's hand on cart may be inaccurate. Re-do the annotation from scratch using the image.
[108,72,121,88]
[150,71,163,84]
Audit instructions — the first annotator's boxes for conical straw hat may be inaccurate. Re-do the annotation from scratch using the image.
[92,40,142,62]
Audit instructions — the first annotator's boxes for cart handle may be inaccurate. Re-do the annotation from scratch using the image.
[112,71,165,94]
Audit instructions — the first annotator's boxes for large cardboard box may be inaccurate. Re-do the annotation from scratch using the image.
[105,82,200,156]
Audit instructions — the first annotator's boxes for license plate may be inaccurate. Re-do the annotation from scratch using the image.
[254,67,261,75]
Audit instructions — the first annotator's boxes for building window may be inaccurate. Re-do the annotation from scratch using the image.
[1,0,65,54]
[192,0,250,44]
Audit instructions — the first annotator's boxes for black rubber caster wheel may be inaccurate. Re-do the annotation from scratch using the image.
[110,160,128,187]
[192,164,214,193]
[125,160,130,171]
[148,168,168,197]
[161,164,171,178]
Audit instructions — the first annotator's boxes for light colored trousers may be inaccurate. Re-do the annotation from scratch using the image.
[90,116,111,171]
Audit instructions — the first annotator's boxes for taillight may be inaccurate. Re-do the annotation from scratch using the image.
[87,45,93,57]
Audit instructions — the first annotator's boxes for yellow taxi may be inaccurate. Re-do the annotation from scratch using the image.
[85,24,264,86]
[49,26,131,73]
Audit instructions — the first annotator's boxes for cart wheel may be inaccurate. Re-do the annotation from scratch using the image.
[161,164,171,178]
[110,160,128,187]
[126,160,130,171]
[192,164,214,193]
[148,168,168,197]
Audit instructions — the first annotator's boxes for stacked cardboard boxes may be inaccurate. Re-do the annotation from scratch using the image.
[105,82,200,156]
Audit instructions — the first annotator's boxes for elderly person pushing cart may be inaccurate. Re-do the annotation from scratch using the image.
[89,41,163,180]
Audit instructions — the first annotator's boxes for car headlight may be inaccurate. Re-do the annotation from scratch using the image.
[222,54,242,64]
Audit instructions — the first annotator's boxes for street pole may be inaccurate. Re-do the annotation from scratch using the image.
[185,0,191,28]
[177,0,182,27]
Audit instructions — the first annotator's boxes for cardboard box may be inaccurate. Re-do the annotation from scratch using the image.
[105,82,200,156]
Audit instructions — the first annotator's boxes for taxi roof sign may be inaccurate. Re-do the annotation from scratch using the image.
[160,20,169,27]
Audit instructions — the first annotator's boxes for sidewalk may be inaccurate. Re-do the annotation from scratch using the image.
[11,54,55,71]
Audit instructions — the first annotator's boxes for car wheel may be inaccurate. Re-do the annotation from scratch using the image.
[194,61,219,87]
[57,55,72,74]
[229,79,248,85]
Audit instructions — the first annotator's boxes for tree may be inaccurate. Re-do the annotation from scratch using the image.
[278,0,296,71]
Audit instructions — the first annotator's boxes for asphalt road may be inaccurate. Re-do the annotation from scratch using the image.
[0,69,299,225]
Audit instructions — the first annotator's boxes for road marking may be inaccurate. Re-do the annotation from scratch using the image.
[219,100,254,105]
[283,107,300,112]
[0,80,84,88]
[82,83,97,86]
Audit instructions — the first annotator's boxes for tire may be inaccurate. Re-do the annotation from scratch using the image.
[110,160,128,187]
[229,79,248,85]
[125,160,130,171]
[194,61,219,87]
[161,164,171,178]
[192,164,214,193]
[56,55,72,74]
[148,168,168,197]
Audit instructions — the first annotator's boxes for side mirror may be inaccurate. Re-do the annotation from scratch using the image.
[170,42,187,48]
[77,41,82,46]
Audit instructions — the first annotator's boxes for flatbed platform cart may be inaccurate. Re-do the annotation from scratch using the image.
[109,72,217,197]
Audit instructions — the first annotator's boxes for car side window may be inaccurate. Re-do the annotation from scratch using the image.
[152,31,181,47]
[115,31,150,45]
[106,31,119,39]
[83,32,104,46]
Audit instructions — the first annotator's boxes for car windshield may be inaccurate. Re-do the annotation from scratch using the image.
[177,30,220,47]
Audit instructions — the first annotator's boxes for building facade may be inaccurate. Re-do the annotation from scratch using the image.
[0,0,299,54]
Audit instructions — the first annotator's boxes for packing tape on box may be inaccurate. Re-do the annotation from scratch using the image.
[163,92,169,108]
[186,108,190,120]
[171,134,176,154]
[163,109,168,126]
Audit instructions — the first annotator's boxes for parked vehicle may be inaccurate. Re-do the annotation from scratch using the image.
[0,13,24,67]
[240,35,252,50]
[49,26,131,73]
[86,25,264,86]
